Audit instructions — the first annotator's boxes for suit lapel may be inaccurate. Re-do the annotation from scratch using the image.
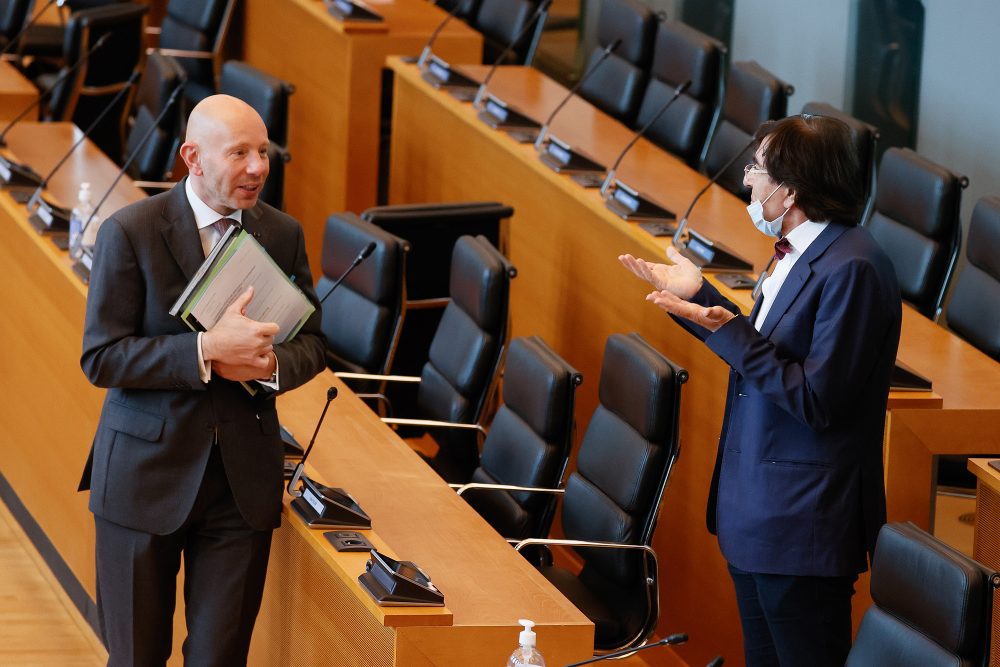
[160,179,206,282]
[240,204,267,247]
[759,223,848,338]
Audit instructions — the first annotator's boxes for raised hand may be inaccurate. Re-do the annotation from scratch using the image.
[618,245,704,299]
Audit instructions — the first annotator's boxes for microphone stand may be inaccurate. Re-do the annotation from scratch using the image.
[288,386,373,529]
[560,633,689,667]
[416,0,479,93]
[0,0,64,61]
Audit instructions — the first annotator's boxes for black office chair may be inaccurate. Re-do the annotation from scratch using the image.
[577,0,656,126]
[0,0,33,52]
[944,195,1000,361]
[846,522,999,667]
[701,60,793,200]
[14,0,126,61]
[868,147,967,319]
[434,0,481,21]
[801,101,879,225]
[509,333,687,653]
[318,213,409,388]
[344,235,516,484]
[150,0,237,106]
[38,2,148,161]
[470,0,548,66]
[453,336,582,541]
[219,60,294,148]
[636,19,725,168]
[124,51,186,181]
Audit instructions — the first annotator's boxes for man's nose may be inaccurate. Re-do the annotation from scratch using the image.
[247,151,268,175]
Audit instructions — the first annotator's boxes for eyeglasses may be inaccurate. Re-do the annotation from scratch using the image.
[744,163,768,176]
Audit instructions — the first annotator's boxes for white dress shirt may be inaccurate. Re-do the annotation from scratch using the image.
[184,180,279,389]
[753,219,829,331]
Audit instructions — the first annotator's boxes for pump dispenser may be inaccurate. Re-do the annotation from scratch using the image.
[506,619,545,666]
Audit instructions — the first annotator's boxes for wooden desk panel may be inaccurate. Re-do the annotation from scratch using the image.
[970,459,1000,667]
[387,59,1000,666]
[0,62,38,122]
[240,0,483,272]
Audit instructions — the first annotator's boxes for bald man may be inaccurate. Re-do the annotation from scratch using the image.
[80,95,327,666]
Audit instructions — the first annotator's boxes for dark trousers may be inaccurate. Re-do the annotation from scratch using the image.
[95,447,273,667]
[728,563,858,667]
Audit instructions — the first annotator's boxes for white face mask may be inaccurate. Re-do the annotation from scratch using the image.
[746,182,789,237]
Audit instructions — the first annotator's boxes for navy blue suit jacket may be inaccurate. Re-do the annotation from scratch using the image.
[682,223,901,577]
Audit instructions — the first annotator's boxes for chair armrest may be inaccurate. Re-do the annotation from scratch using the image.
[381,417,486,437]
[452,482,565,497]
[407,297,451,310]
[147,47,214,60]
[145,26,162,36]
[513,538,658,564]
[133,180,176,191]
[335,371,421,384]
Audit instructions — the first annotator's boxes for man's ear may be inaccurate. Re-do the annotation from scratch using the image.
[179,142,201,176]
[782,186,796,210]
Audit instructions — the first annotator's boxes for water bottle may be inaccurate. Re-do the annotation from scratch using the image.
[506,619,545,667]
[69,182,95,260]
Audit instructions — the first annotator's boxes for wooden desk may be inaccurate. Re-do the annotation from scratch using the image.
[239,0,483,272]
[0,62,37,122]
[970,459,1000,667]
[0,122,591,665]
[386,58,1000,666]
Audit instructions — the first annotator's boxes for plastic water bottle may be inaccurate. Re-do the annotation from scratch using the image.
[506,619,545,667]
[69,182,96,260]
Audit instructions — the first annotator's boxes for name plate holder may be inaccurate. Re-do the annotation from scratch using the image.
[538,134,604,176]
[603,180,676,224]
[0,154,43,189]
[477,94,540,139]
[72,247,93,285]
[25,189,71,244]
[678,228,753,273]
[359,550,445,606]
[290,476,372,529]
[325,0,384,23]
[420,54,479,98]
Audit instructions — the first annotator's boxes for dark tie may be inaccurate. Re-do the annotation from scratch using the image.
[774,237,793,261]
[213,217,232,238]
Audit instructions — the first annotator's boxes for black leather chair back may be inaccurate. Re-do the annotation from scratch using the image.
[435,0,481,21]
[846,522,999,667]
[637,19,725,167]
[126,51,186,181]
[0,0,32,50]
[801,101,879,224]
[319,213,408,379]
[701,60,792,200]
[472,0,547,66]
[160,0,235,103]
[542,333,686,651]
[258,142,290,211]
[577,0,656,126]
[868,147,967,318]
[464,336,581,540]
[945,196,1000,361]
[419,235,515,482]
[46,2,148,160]
[220,60,294,147]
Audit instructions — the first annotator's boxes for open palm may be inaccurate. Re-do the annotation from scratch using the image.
[618,245,703,299]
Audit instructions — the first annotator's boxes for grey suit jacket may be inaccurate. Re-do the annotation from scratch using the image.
[80,181,327,534]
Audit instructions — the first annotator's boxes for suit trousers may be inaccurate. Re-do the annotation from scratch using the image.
[728,563,857,667]
[95,445,273,667]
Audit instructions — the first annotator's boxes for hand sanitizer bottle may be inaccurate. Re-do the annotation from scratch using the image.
[506,619,545,667]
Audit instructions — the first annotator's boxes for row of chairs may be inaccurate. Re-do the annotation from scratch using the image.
[317,210,689,653]
[435,0,549,67]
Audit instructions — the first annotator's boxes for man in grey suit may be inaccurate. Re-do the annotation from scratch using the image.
[80,95,327,665]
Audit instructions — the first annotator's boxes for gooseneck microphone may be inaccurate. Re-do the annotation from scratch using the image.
[0,0,66,59]
[0,31,111,149]
[559,633,689,667]
[26,70,141,224]
[286,386,339,497]
[319,241,377,304]
[597,80,691,195]
[416,0,467,68]
[672,136,756,247]
[533,38,621,151]
[471,0,553,108]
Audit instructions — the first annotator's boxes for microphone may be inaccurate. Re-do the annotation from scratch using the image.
[416,0,479,94]
[319,241,377,304]
[0,32,111,188]
[416,0,466,68]
[666,136,756,272]
[0,0,66,59]
[706,657,725,667]
[71,81,185,272]
[531,38,621,150]
[25,71,141,233]
[559,633,688,666]
[287,385,373,529]
[593,80,691,193]
[468,0,552,107]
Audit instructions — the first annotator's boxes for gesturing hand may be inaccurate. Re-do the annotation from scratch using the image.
[618,245,703,299]
[646,289,735,332]
[202,286,280,369]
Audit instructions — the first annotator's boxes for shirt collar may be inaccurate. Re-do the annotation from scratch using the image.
[185,178,243,231]
[782,219,828,257]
